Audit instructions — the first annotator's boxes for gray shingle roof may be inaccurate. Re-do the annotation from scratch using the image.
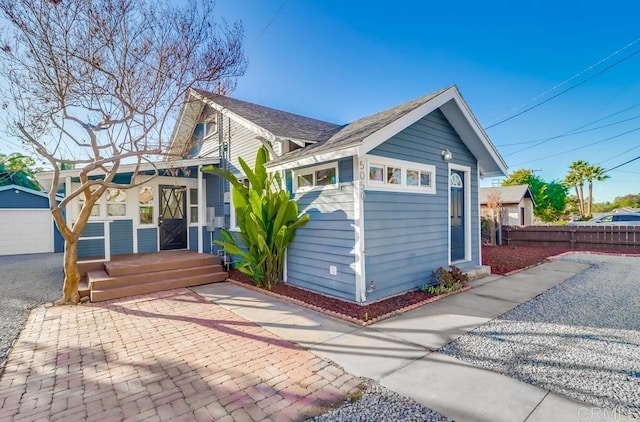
[196,90,341,143]
[266,87,451,167]
[479,185,534,205]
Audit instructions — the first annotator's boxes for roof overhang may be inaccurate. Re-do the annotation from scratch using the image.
[37,157,220,191]
[266,87,508,176]
[0,184,62,201]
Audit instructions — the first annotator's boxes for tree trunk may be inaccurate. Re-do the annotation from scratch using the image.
[587,181,593,218]
[489,217,496,246]
[56,240,81,305]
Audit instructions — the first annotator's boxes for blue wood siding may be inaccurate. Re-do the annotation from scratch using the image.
[78,222,105,258]
[287,158,356,301]
[78,239,104,258]
[364,109,479,301]
[137,228,158,253]
[110,220,134,256]
[54,225,64,253]
[82,223,104,237]
[189,226,199,251]
[0,190,49,208]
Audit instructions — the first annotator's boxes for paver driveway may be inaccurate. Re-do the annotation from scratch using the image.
[0,288,362,422]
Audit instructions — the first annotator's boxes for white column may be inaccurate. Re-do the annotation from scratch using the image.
[197,165,204,253]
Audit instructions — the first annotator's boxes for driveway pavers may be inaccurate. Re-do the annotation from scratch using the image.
[0,288,362,422]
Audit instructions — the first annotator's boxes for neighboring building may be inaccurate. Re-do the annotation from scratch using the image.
[38,85,508,303]
[0,184,63,256]
[480,185,535,226]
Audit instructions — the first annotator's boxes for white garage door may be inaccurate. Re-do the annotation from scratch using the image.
[0,209,54,255]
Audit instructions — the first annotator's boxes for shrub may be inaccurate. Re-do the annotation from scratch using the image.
[421,265,468,295]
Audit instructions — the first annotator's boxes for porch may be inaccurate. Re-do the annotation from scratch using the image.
[78,250,228,302]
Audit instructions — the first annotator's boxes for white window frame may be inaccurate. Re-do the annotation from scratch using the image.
[137,185,155,228]
[188,188,199,226]
[229,177,249,231]
[106,188,127,217]
[363,155,436,194]
[292,162,339,193]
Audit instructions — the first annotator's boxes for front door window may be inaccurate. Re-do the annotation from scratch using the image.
[159,185,187,250]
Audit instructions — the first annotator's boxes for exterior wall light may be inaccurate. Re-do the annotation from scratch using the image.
[441,149,453,161]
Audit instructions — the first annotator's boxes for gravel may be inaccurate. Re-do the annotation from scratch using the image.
[441,253,640,418]
[0,253,64,367]
[306,381,452,422]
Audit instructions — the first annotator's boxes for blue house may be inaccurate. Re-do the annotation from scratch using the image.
[38,85,507,303]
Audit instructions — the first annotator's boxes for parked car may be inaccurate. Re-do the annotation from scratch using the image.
[568,213,640,226]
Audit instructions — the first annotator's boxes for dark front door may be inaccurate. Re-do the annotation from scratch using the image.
[159,185,187,250]
[450,171,465,261]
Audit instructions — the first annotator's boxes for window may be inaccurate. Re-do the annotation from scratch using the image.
[78,186,101,217]
[138,186,154,225]
[363,156,435,194]
[450,173,463,188]
[293,163,338,192]
[106,188,127,216]
[189,188,198,224]
[230,178,249,230]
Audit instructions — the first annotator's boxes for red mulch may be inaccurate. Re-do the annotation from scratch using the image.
[482,245,640,275]
[228,246,640,322]
[229,269,437,322]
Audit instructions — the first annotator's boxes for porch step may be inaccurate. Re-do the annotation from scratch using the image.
[87,264,225,290]
[104,250,221,277]
[90,272,228,302]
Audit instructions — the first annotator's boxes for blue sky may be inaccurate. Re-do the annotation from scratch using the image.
[211,0,640,203]
[2,1,639,202]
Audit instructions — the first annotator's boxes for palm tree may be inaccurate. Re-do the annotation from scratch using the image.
[563,160,588,218]
[583,163,609,218]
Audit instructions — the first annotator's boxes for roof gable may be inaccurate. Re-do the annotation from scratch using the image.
[266,86,508,177]
[479,185,535,205]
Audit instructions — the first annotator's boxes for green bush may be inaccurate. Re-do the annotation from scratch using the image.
[421,265,468,295]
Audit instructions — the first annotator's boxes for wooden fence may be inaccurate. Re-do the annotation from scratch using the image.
[502,225,640,250]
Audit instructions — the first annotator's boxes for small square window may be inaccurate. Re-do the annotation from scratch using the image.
[190,207,198,224]
[189,189,198,205]
[420,171,432,187]
[139,206,153,224]
[406,169,419,186]
[315,168,336,186]
[369,165,384,182]
[387,167,401,184]
[297,174,313,188]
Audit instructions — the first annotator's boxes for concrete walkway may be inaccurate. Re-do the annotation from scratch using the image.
[0,289,362,422]
[194,259,632,422]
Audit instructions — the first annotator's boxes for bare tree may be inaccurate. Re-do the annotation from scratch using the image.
[0,0,246,304]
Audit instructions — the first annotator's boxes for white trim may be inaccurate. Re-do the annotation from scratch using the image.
[362,155,436,194]
[352,155,366,303]
[197,166,204,253]
[266,146,359,171]
[477,165,482,265]
[291,162,339,193]
[448,163,472,265]
[283,248,288,282]
[39,157,220,181]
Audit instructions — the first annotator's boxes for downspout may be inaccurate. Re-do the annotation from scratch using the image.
[197,164,204,253]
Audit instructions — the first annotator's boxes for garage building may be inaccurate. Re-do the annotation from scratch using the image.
[0,185,64,256]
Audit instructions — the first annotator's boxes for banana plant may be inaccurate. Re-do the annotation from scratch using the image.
[201,147,310,289]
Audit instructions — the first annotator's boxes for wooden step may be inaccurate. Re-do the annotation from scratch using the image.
[90,271,228,302]
[88,264,224,290]
[104,251,221,277]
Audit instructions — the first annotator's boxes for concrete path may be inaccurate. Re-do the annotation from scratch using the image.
[0,289,362,422]
[195,260,633,422]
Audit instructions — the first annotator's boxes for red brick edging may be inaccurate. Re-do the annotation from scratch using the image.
[226,279,472,326]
